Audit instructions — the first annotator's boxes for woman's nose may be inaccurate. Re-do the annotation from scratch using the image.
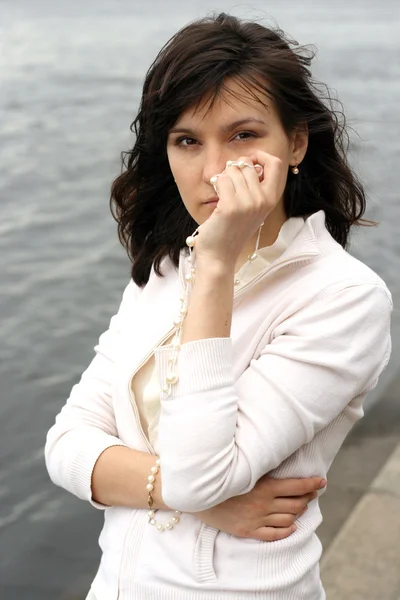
[202,151,229,185]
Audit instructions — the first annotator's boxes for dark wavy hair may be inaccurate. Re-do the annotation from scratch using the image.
[111,13,371,287]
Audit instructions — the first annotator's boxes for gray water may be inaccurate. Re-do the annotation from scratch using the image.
[0,1,399,598]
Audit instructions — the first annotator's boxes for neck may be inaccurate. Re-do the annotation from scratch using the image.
[234,202,287,273]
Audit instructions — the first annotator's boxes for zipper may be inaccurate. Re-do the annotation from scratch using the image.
[128,327,175,454]
[127,250,317,450]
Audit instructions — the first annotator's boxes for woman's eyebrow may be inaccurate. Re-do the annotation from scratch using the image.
[168,126,197,136]
[221,118,266,132]
[169,117,266,136]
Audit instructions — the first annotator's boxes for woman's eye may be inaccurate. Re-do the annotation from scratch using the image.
[234,131,257,141]
[176,137,198,147]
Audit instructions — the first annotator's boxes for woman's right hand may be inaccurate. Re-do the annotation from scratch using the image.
[194,475,326,542]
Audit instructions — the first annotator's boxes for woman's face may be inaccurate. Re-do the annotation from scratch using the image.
[166,78,307,225]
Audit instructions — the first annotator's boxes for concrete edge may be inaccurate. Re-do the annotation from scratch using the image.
[321,440,400,568]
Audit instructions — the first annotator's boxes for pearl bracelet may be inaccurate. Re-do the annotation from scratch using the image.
[147,458,182,532]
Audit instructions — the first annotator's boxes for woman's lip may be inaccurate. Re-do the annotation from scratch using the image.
[204,198,219,204]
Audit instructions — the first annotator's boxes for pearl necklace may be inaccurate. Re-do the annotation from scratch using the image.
[154,161,263,533]
[159,232,199,399]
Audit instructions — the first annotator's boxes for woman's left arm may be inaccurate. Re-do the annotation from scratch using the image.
[156,266,392,512]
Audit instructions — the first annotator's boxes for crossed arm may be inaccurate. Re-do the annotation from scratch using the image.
[91,444,324,541]
[87,268,324,542]
[46,275,390,540]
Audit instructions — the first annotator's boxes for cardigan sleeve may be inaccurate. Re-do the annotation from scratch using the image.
[44,280,139,509]
[156,282,392,512]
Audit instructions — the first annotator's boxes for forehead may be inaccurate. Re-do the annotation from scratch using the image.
[174,77,274,126]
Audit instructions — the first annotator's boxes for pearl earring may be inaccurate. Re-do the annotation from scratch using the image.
[291,164,300,175]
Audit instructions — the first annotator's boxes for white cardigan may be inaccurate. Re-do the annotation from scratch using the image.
[132,216,305,455]
[45,211,392,600]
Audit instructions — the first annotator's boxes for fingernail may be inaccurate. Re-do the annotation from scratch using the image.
[319,479,327,489]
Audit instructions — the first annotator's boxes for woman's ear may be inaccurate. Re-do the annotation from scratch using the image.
[290,122,308,166]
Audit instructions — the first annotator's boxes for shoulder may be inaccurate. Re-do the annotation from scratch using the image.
[119,278,144,307]
[120,252,179,303]
[300,212,392,306]
[316,250,391,304]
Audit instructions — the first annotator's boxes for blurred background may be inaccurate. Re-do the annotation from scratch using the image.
[0,1,399,599]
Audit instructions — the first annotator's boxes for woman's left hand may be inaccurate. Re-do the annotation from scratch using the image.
[193,474,324,542]
[194,151,283,269]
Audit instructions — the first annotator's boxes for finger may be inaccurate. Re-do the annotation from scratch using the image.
[262,513,297,528]
[235,158,265,199]
[232,157,264,186]
[222,157,261,196]
[264,506,308,528]
[214,169,236,199]
[272,494,316,515]
[250,524,297,543]
[266,476,327,498]
[252,150,283,198]
[250,149,274,170]
[222,160,253,196]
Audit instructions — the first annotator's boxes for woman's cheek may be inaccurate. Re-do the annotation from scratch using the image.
[275,165,289,200]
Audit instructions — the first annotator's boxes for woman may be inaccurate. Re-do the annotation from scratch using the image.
[45,13,392,600]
